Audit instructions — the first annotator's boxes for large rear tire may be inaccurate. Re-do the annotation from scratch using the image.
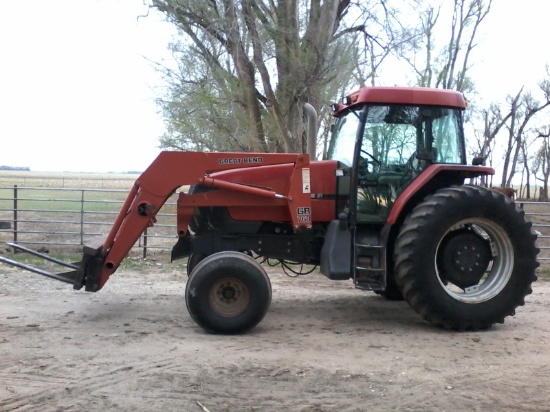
[394,185,539,331]
[185,251,272,334]
[376,272,404,301]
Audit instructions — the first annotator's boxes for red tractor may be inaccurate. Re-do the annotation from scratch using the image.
[0,86,539,334]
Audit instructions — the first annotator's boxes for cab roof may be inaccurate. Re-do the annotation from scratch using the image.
[332,86,467,115]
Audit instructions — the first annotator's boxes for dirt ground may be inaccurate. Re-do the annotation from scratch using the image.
[0,262,549,412]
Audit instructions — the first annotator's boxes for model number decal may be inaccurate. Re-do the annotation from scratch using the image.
[297,207,311,223]
[218,157,263,165]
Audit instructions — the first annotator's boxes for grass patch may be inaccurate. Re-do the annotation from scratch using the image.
[0,171,138,189]
[0,187,129,213]
[2,251,188,274]
[122,256,188,273]
[537,267,550,281]
[3,251,82,266]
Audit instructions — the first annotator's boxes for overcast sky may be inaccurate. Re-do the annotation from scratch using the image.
[0,0,549,173]
[0,1,177,173]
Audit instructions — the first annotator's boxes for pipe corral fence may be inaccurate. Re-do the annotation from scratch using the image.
[1,185,550,265]
[0,185,178,258]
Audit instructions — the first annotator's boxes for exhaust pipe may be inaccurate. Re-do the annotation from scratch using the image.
[304,103,318,160]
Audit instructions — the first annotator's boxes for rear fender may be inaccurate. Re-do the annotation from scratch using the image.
[387,164,494,225]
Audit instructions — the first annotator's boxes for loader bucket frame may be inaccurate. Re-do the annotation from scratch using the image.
[0,243,79,284]
[0,151,313,292]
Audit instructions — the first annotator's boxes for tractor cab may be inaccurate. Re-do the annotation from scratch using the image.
[327,88,467,224]
[322,87,471,292]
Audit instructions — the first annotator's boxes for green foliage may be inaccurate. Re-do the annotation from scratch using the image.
[2,252,188,274]
[151,0,499,162]
[2,252,83,275]
[156,38,262,152]
[151,0,406,155]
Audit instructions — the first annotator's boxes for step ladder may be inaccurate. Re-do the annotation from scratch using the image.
[354,243,386,291]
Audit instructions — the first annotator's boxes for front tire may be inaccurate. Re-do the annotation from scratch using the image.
[186,253,208,276]
[394,185,539,331]
[185,251,272,334]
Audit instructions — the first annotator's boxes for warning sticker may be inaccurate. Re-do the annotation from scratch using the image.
[302,168,311,193]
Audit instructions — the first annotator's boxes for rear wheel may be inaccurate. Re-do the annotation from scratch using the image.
[185,251,272,334]
[376,272,404,300]
[394,185,539,331]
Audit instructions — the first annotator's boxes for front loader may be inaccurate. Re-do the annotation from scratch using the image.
[0,86,539,334]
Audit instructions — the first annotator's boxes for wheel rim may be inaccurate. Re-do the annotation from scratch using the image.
[435,218,514,303]
[208,277,250,317]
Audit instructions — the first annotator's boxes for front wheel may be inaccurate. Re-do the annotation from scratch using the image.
[185,251,272,334]
[186,253,208,276]
[186,251,254,276]
[394,185,539,331]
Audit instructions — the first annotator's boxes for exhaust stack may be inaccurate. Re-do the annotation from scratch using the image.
[304,103,318,160]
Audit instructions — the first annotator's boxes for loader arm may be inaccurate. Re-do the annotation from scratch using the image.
[78,151,311,291]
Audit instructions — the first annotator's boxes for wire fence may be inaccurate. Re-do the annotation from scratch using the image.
[1,185,550,264]
[0,185,178,258]
[0,172,139,189]
[516,201,550,262]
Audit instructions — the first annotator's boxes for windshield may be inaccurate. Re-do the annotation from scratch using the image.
[327,105,465,167]
[326,111,361,166]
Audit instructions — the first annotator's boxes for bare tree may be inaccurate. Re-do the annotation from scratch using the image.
[469,100,515,186]
[501,81,550,186]
[518,137,536,199]
[533,128,550,200]
[400,0,492,94]
[152,0,398,154]
[479,102,514,162]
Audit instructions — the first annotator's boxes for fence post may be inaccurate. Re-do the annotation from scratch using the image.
[143,228,148,259]
[13,185,18,245]
[80,190,85,245]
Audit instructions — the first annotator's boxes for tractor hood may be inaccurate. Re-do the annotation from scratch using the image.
[209,159,341,223]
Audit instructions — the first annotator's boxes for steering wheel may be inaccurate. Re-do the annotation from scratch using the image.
[361,149,381,166]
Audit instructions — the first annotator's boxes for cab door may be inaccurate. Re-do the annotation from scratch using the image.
[351,105,421,290]
[354,107,420,223]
